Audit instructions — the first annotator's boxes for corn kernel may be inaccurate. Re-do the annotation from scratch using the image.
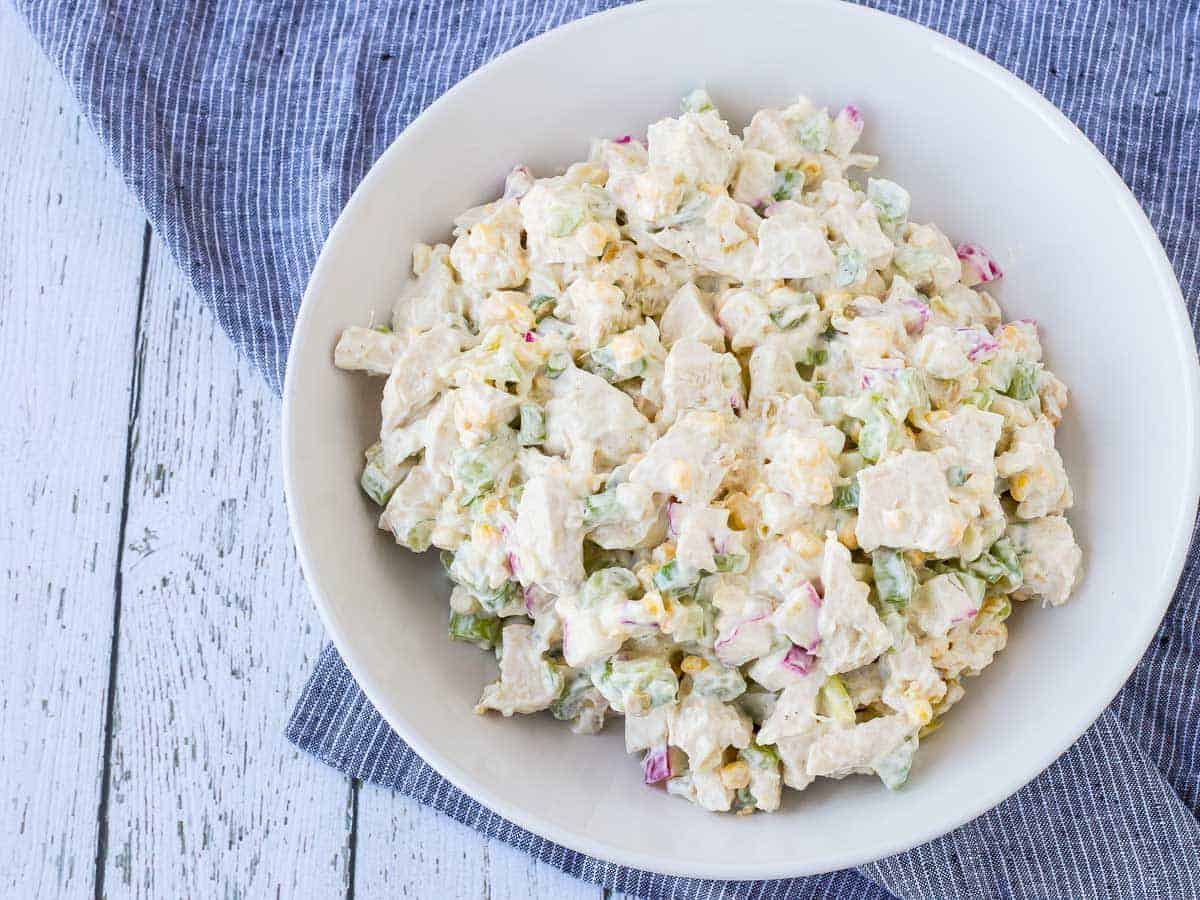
[910,699,934,726]
[800,159,822,182]
[837,518,859,550]
[790,530,823,559]
[918,719,943,739]
[412,243,433,275]
[681,655,709,674]
[667,461,693,492]
[1010,473,1031,499]
[642,591,665,620]
[719,761,751,790]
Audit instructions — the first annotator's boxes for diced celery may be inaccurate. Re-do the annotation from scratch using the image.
[982,593,1013,623]
[518,403,546,446]
[955,572,988,610]
[736,691,778,725]
[739,744,780,770]
[962,388,995,411]
[857,409,894,463]
[593,655,678,714]
[582,489,622,525]
[1005,360,1040,401]
[582,184,617,219]
[894,246,938,282]
[453,433,515,505]
[872,548,915,607]
[476,581,521,616]
[867,178,910,223]
[819,675,857,726]
[769,306,808,330]
[653,559,700,595]
[547,205,584,237]
[990,537,1023,581]
[895,368,930,421]
[680,88,715,114]
[550,670,597,721]
[448,611,501,649]
[582,544,634,575]
[690,661,746,702]
[969,537,1023,592]
[772,169,800,202]
[832,481,859,510]
[834,246,866,287]
[582,567,640,607]
[945,466,969,487]
[544,351,571,379]
[396,521,433,552]
[713,553,748,574]
[439,550,455,574]
[670,597,716,645]
[797,112,831,153]
[798,346,828,367]
[874,737,917,790]
[529,294,556,318]
[361,458,400,506]
[732,786,757,813]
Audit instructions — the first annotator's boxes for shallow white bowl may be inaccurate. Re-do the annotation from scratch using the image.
[282,0,1200,879]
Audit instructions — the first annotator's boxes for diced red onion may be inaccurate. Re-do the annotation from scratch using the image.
[803,581,822,608]
[951,607,980,625]
[643,746,673,784]
[503,165,534,200]
[666,501,680,538]
[956,242,1003,283]
[614,134,632,145]
[900,297,931,334]
[780,644,817,675]
[958,328,999,361]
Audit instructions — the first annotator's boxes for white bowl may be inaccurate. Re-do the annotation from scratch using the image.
[282,0,1200,879]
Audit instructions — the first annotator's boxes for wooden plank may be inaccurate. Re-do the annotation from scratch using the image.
[486,837,604,900]
[354,771,604,898]
[353,785,489,898]
[99,239,352,897]
[0,6,148,898]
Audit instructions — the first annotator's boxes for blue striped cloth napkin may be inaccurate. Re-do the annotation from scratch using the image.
[20,0,1200,896]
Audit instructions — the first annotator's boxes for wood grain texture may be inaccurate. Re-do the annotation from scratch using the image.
[353,783,604,899]
[98,240,352,898]
[1,7,621,897]
[0,7,147,897]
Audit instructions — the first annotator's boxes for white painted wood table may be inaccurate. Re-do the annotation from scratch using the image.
[0,8,622,899]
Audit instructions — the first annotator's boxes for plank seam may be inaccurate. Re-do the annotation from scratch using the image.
[92,221,153,900]
[346,777,361,900]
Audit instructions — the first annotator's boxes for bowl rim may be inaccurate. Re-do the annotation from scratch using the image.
[282,0,1200,879]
